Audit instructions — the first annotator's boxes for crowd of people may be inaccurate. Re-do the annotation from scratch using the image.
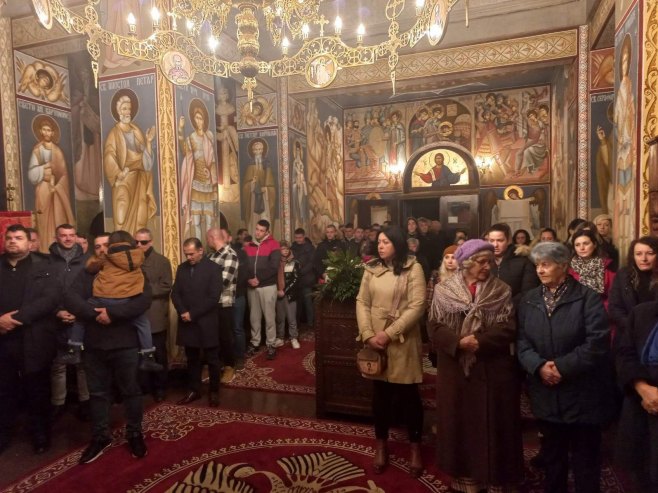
[2,212,658,492]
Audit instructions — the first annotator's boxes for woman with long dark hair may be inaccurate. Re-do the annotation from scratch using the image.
[569,229,616,312]
[513,229,532,246]
[356,225,426,477]
[609,236,658,338]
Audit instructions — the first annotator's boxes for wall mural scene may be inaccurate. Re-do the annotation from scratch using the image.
[238,129,279,237]
[407,97,472,154]
[214,77,241,232]
[290,132,309,234]
[409,149,469,190]
[550,76,569,240]
[68,50,103,236]
[99,72,160,239]
[474,86,551,187]
[289,97,306,135]
[306,98,344,244]
[14,50,70,108]
[343,103,407,194]
[175,82,219,242]
[480,184,550,239]
[613,2,639,259]
[98,0,146,76]
[590,47,615,92]
[590,92,614,216]
[237,94,277,130]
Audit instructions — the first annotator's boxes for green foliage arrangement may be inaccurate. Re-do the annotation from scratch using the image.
[317,249,365,302]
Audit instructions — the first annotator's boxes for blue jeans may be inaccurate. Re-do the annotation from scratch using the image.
[84,348,143,439]
[69,297,154,353]
[232,295,246,360]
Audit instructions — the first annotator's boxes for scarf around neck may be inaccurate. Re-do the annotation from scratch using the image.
[429,272,513,376]
[571,256,605,294]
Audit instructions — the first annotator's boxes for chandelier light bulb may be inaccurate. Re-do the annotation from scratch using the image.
[357,23,365,44]
[150,7,161,28]
[429,22,443,39]
[208,35,219,53]
[302,23,310,39]
[186,18,194,34]
[415,0,425,15]
[282,36,290,55]
[127,12,137,35]
[334,16,342,35]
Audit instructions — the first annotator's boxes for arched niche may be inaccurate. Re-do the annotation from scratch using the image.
[401,142,481,237]
[403,141,480,195]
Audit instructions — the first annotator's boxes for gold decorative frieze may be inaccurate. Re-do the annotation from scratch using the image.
[588,0,614,48]
[12,5,85,49]
[640,0,658,235]
[0,18,22,210]
[577,25,589,219]
[278,77,290,241]
[155,69,181,272]
[288,29,578,94]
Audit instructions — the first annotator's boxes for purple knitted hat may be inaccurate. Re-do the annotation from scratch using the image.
[454,239,494,265]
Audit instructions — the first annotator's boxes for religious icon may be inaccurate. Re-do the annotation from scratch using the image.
[427,2,447,46]
[306,54,338,88]
[411,150,468,189]
[238,95,276,129]
[161,50,194,86]
[16,57,69,106]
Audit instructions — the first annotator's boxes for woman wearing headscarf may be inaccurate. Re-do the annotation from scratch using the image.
[356,225,426,477]
[518,242,614,493]
[429,239,522,493]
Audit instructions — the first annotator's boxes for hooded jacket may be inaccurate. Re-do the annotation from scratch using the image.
[89,242,145,298]
[243,234,281,287]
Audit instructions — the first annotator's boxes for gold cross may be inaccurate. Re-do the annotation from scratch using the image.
[315,15,329,37]
[167,11,180,30]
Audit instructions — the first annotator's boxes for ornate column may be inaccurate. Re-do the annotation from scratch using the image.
[278,77,291,241]
[0,17,22,210]
[577,25,589,219]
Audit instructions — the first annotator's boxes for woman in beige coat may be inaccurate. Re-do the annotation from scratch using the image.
[356,225,426,478]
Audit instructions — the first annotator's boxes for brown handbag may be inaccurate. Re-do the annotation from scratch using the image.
[356,270,408,377]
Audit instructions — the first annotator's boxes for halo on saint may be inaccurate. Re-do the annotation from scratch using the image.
[503,185,524,200]
[305,54,338,89]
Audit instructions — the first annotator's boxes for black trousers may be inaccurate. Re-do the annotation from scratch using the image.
[139,331,168,394]
[372,380,423,443]
[185,346,220,393]
[538,420,602,493]
[0,337,51,442]
[218,306,235,367]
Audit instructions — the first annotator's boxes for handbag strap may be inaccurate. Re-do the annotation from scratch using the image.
[387,269,409,320]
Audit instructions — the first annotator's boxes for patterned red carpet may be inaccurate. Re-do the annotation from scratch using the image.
[226,333,438,409]
[3,405,627,493]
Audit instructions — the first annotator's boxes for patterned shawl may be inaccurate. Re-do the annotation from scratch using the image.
[429,272,513,376]
[570,256,605,294]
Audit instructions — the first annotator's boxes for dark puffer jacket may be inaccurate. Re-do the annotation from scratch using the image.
[517,277,616,425]
[491,244,540,305]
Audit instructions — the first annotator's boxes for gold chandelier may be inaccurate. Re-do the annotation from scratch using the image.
[31,0,464,99]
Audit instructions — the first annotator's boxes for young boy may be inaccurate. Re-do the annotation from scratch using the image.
[57,235,163,372]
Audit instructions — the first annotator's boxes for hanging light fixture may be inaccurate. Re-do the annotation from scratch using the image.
[30,0,464,99]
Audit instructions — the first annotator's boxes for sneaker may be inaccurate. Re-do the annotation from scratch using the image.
[138,353,164,372]
[220,366,235,384]
[291,338,300,349]
[266,346,276,360]
[56,345,82,365]
[79,437,112,464]
[127,434,147,458]
[273,338,285,348]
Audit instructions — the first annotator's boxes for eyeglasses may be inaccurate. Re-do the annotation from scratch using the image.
[473,257,492,266]
[137,240,151,245]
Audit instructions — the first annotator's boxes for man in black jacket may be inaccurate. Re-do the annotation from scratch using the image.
[49,223,91,420]
[292,228,316,328]
[487,223,540,304]
[313,224,345,281]
[66,231,152,464]
[172,238,222,406]
[0,224,59,455]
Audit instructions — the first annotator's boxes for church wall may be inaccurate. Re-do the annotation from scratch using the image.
[14,49,75,252]
[304,98,344,244]
[613,0,641,258]
[98,70,162,247]
[343,85,552,238]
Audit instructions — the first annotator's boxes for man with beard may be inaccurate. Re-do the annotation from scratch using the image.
[242,139,276,233]
[0,224,59,455]
[103,92,157,233]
